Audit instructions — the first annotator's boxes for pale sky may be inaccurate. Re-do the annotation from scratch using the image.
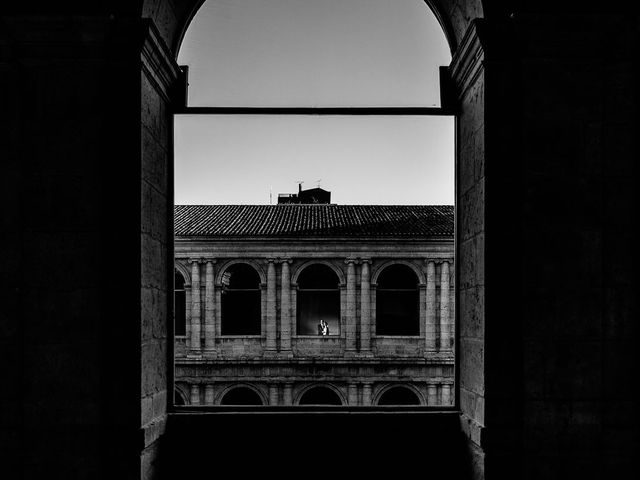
[175,0,453,205]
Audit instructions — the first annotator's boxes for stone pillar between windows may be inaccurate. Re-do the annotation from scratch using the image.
[360,259,372,353]
[348,383,358,406]
[204,384,214,405]
[190,384,201,405]
[425,260,437,353]
[185,284,192,350]
[441,383,452,406]
[280,259,292,353]
[269,384,279,405]
[266,259,277,351]
[283,384,293,405]
[427,384,438,406]
[345,258,357,352]
[440,260,451,351]
[190,259,201,353]
[362,383,373,406]
[204,260,216,352]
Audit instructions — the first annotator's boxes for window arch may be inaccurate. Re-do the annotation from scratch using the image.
[220,386,264,405]
[375,264,420,336]
[296,264,340,336]
[377,385,422,405]
[221,263,261,335]
[298,386,343,405]
[174,270,187,336]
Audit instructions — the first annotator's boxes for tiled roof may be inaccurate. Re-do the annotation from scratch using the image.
[175,205,453,238]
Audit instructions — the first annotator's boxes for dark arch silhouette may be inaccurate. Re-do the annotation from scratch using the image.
[220,387,264,405]
[376,264,420,336]
[221,263,261,335]
[377,386,421,405]
[174,388,187,406]
[297,264,340,336]
[298,386,343,405]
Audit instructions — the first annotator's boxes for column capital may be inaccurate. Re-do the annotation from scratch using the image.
[189,258,203,265]
[266,257,277,264]
[344,257,358,265]
[203,258,217,264]
[360,258,372,265]
[280,257,293,264]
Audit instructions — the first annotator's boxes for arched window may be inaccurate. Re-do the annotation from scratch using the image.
[297,264,340,336]
[376,264,419,336]
[220,387,264,405]
[377,386,421,405]
[221,264,261,335]
[299,386,343,405]
[174,271,186,336]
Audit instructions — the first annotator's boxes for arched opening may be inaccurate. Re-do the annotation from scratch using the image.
[298,386,343,405]
[376,264,420,336]
[174,270,187,336]
[221,263,261,335]
[377,386,421,405]
[296,264,340,336]
[220,387,264,405]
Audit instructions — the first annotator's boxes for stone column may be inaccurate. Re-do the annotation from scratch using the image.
[190,384,201,406]
[362,383,373,406]
[280,259,292,352]
[283,383,293,406]
[185,284,192,350]
[348,383,358,406]
[441,384,452,406]
[204,260,216,351]
[345,258,357,352]
[427,384,438,406]
[190,259,201,352]
[360,259,372,353]
[204,384,214,405]
[425,260,437,352]
[266,258,277,351]
[440,260,451,351]
[269,384,279,405]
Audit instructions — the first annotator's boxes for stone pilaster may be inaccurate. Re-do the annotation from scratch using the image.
[190,384,201,405]
[362,383,373,406]
[204,260,216,352]
[441,384,452,407]
[266,259,277,351]
[280,258,292,352]
[345,258,357,352]
[269,384,279,405]
[425,260,437,352]
[427,384,438,406]
[440,260,451,351]
[283,384,293,406]
[204,384,214,405]
[359,259,372,352]
[348,383,358,406]
[190,259,201,353]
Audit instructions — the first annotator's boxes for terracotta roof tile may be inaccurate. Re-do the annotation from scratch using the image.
[174,205,453,238]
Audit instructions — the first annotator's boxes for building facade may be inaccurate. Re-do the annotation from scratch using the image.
[174,204,454,406]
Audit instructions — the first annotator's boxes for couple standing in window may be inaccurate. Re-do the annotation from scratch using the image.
[317,319,330,336]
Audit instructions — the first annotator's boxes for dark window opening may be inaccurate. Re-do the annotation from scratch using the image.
[174,389,186,406]
[221,264,261,335]
[298,386,342,405]
[297,264,340,335]
[376,264,419,336]
[175,271,186,336]
[220,387,264,405]
[377,386,421,405]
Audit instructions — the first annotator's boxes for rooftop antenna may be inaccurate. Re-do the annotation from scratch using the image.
[316,179,322,189]
[296,180,304,194]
